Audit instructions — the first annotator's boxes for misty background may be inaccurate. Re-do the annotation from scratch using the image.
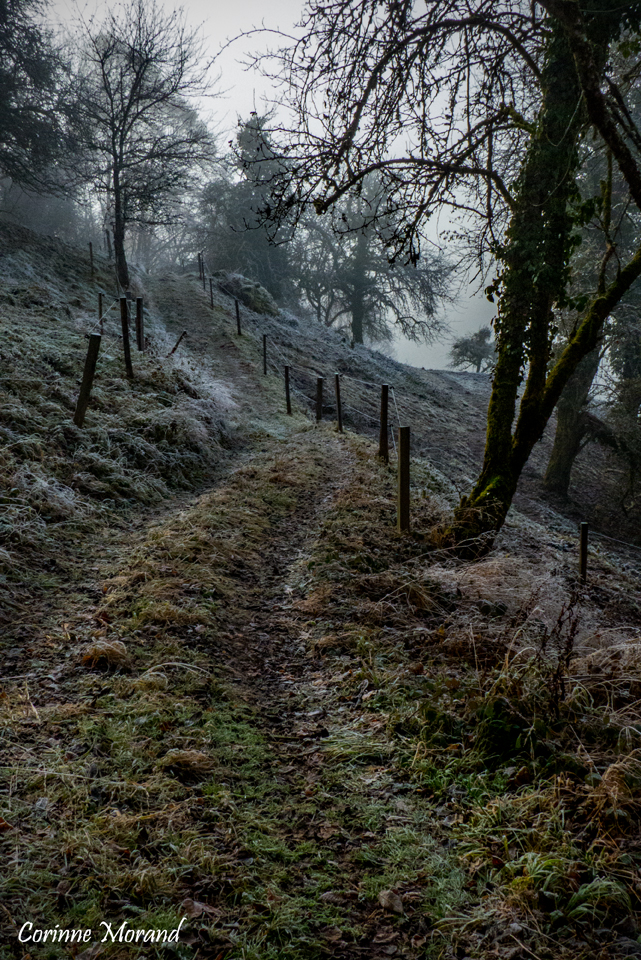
[44,0,495,370]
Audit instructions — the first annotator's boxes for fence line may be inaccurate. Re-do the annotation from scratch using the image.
[87,298,119,336]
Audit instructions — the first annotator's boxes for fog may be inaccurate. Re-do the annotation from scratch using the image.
[49,0,493,370]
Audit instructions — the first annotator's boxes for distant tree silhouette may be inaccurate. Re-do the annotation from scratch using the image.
[449,326,495,373]
[0,0,64,187]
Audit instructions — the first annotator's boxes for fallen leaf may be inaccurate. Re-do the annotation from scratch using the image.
[320,891,344,905]
[373,928,399,943]
[0,817,14,831]
[180,898,218,918]
[76,947,103,960]
[318,822,341,839]
[378,890,404,915]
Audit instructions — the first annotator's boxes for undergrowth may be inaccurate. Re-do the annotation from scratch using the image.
[294,438,641,958]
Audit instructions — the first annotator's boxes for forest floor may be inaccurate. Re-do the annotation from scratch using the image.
[1,225,641,960]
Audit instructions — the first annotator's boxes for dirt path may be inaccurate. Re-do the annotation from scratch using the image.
[1,423,452,960]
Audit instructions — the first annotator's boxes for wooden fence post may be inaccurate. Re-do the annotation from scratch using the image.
[316,377,324,422]
[98,292,103,335]
[335,373,343,433]
[379,384,389,463]
[285,365,292,415]
[209,278,214,309]
[235,299,241,335]
[166,330,187,358]
[579,522,588,584]
[135,297,144,351]
[89,242,94,279]
[73,335,101,427]
[397,426,410,532]
[197,252,202,279]
[263,334,267,375]
[119,296,134,379]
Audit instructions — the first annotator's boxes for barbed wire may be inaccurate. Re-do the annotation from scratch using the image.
[391,387,402,427]
[341,373,379,389]
[87,298,119,336]
[0,375,63,383]
[342,400,380,425]
[590,530,641,555]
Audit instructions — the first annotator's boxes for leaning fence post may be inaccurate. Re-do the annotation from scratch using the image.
[397,426,410,532]
[166,330,187,358]
[335,373,343,433]
[119,296,134,379]
[98,292,103,334]
[379,384,389,463]
[89,242,94,279]
[73,335,101,427]
[135,297,144,351]
[235,299,241,335]
[285,365,292,415]
[579,521,589,584]
[316,377,324,422]
[209,278,214,309]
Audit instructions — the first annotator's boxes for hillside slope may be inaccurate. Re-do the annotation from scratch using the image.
[1,226,641,960]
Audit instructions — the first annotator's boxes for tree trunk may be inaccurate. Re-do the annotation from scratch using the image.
[447,25,586,550]
[112,168,130,291]
[445,20,638,555]
[543,347,601,496]
[349,231,367,344]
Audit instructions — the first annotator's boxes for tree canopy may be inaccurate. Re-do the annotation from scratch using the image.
[449,326,495,373]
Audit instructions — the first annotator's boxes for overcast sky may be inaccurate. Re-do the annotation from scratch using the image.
[50,0,495,369]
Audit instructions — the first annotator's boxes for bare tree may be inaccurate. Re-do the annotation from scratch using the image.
[291,210,449,344]
[70,0,216,289]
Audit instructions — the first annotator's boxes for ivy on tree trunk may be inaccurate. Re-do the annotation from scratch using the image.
[445,16,641,553]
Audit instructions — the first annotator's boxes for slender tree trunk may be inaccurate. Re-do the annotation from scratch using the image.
[544,347,601,496]
[112,167,130,290]
[350,231,367,344]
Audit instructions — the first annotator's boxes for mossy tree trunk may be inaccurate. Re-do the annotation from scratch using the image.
[448,18,641,554]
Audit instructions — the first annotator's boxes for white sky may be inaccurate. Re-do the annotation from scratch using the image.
[50,0,494,369]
